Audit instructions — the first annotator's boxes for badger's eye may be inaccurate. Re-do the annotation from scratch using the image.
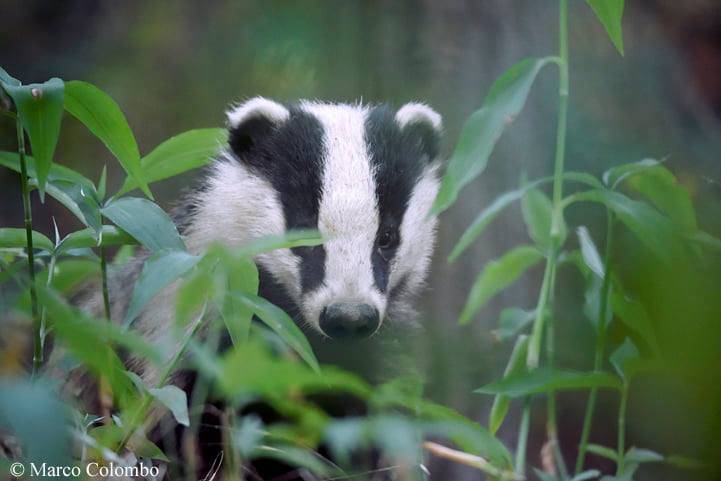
[378,228,399,251]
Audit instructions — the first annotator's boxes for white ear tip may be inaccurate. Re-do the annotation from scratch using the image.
[226,97,289,128]
[395,102,442,131]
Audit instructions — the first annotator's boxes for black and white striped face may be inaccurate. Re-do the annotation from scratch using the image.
[191,98,441,339]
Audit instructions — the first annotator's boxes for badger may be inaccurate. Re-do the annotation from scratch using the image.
[65,97,443,479]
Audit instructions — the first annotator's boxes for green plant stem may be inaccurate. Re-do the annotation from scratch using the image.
[616,382,628,475]
[546,260,569,480]
[515,398,531,474]
[100,244,112,321]
[16,114,42,376]
[574,213,615,474]
[517,0,569,475]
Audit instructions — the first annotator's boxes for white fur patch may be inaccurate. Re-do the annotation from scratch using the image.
[226,96,290,128]
[299,102,385,331]
[395,102,442,131]
[390,163,440,297]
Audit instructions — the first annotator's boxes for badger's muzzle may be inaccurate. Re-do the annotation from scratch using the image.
[319,302,380,339]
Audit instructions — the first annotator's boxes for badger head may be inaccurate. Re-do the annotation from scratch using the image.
[188,98,441,340]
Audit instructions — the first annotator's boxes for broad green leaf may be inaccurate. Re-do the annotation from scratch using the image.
[624,447,663,464]
[583,275,612,330]
[603,158,658,188]
[492,307,536,341]
[0,66,20,87]
[51,179,102,234]
[236,229,324,257]
[252,445,338,477]
[459,245,543,325]
[0,227,54,251]
[475,368,622,397]
[489,335,528,435]
[610,337,640,381]
[577,226,605,278]
[117,128,226,195]
[124,249,200,326]
[148,385,189,427]
[97,164,107,200]
[522,187,561,250]
[587,443,620,462]
[449,172,601,262]
[102,197,185,252]
[431,57,555,214]
[36,286,136,407]
[624,166,697,231]
[0,380,72,471]
[572,470,602,481]
[0,151,96,192]
[233,415,265,458]
[64,80,152,199]
[56,225,137,254]
[566,189,679,260]
[3,78,65,200]
[222,256,260,345]
[611,286,660,355]
[586,0,625,56]
[533,468,559,481]
[230,291,319,372]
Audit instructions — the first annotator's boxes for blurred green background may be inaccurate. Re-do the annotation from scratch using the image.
[1,1,720,480]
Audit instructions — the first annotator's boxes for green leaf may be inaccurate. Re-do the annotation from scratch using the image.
[587,443,620,463]
[610,284,660,355]
[56,225,137,254]
[64,80,152,199]
[489,335,529,435]
[522,187,560,250]
[102,197,185,252]
[3,78,65,200]
[0,66,21,87]
[571,470,602,481]
[449,172,600,262]
[236,229,325,257]
[230,291,319,372]
[577,226,605,278]
[0,379,72,471]
[624,166,697,231]
[97,164,107,200]
[124,249,200,326]
[583,275,612,330]
[586,0,625,56]
[0,151,96,192]
[51,179,103,234]
[222,256,260,346]
[475,368,622,397]
[459,245,543,325]
[603,158,659,188]
[148,385,189,427]
[567,189,679,260]
[492,307,536,342]
[533,468,559,481]
[431,57,555,214]
[610,337,640,381]
[252,445,338,477]
[624,447,663,464]
[117,128,226,195]
[0,227,54,252]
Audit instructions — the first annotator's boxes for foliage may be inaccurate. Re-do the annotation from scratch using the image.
[0,1,717,479]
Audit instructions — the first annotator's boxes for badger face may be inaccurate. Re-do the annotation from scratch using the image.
[189,98,441,340]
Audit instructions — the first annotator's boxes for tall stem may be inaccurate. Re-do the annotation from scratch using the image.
[100,244,112,321]
[616,383,628,476]
[516,2,569,475]
[16,115,41,375]
[98,243,114,423]
[574,213,615,474]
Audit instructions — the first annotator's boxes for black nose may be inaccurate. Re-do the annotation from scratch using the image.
[319,303,380,339]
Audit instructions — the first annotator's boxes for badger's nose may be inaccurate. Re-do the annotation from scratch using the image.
[319,303,380,339]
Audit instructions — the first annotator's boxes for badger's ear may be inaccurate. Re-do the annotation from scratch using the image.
[395,102,442,161]
[226,97,289,157]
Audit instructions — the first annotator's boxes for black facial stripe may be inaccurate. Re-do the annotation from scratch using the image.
[365,105,428,293]
[237,107,327,293]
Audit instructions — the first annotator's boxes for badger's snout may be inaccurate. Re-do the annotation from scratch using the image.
[319,302,380,339]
